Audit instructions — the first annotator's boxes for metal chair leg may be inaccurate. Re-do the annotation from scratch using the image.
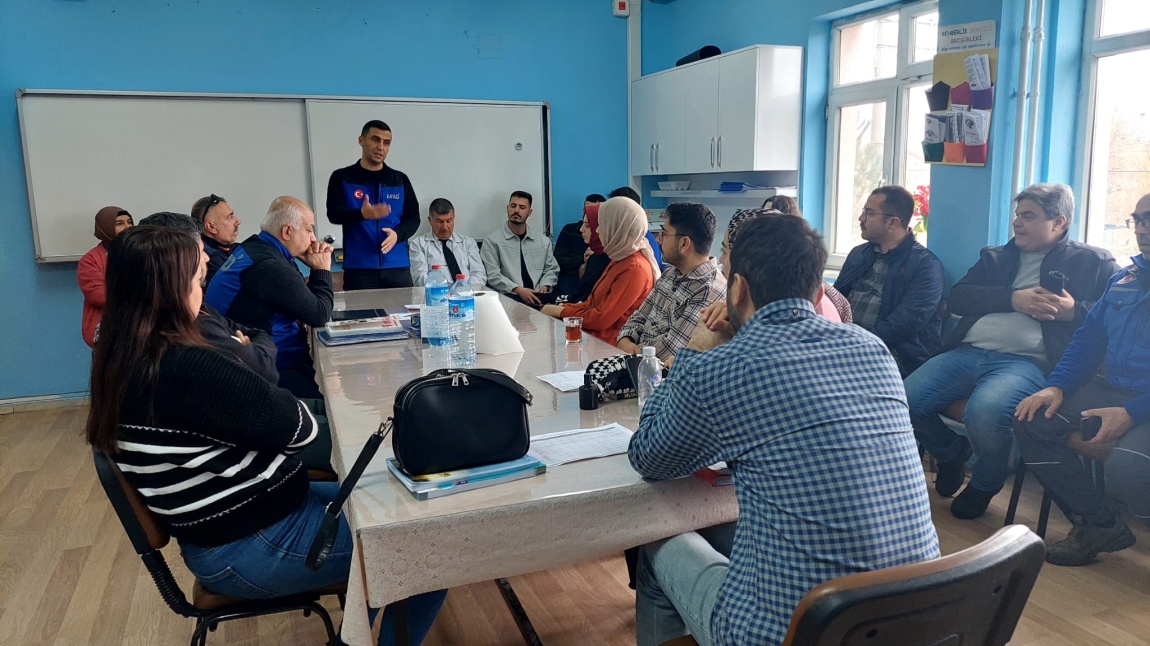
[1004,462,1027,526]
[1037,490,1052,539]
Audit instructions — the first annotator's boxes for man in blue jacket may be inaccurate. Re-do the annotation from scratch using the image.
[206,196,334,399]
[907,183,1118,519]
[1014,192,1150,566]
[835,185,944,376]
[326,120,421,290]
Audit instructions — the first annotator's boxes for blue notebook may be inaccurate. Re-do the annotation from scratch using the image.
[386,455,547,500]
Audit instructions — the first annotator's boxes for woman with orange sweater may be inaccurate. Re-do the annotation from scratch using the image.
[77,206,134,347]
[541,196,660,343]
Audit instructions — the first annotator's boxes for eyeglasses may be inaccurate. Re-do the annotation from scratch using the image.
[655,230,685,239]
[860,209,896,220]
[1126,214,1150,229]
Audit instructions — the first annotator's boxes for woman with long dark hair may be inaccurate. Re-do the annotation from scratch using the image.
[87,225,444,645]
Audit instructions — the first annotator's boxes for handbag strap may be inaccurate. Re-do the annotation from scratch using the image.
[436,368,533,405]
[306,418,393,571]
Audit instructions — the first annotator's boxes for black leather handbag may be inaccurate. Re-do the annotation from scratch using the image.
[393,368,534,476]
[307,368,532,573]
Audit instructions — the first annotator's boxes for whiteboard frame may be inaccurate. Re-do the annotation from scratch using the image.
[15,89,553,262]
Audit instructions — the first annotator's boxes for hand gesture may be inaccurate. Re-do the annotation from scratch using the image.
[233,330,250,346]
[1083,407,1134,445]
[514,286,542,307]
[1015,386,1065,422]
[1034,288,1076,322]
[360,196,391,220]
[302,240,333,271]
[380,228,398,254]
[686,320,733,353]
[1012,288,1059,321]
[583,248,594,262]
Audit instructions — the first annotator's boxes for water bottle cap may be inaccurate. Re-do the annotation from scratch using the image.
[642,346,656,357]
[456,274,466,280]
[431,264,442,269]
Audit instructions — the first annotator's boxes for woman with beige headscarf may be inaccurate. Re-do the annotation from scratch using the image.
[541,196,660,343]
[78,205,133,347]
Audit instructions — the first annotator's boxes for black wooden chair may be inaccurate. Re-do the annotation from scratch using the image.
[93,450,345,646]
[663,524,1045,646]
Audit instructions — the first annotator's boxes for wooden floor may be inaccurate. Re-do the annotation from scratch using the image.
[2,407,1149,645]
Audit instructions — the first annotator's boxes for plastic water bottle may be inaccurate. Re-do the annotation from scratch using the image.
[448,274,476,367]
[424,265,451,370]
[636,346,663,411]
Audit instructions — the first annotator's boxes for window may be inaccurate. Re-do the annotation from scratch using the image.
[826,2,937,261]
[1081,1,1150,264]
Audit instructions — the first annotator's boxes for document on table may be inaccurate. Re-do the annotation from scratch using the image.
[537,371,585,392]
[530,423,634,467]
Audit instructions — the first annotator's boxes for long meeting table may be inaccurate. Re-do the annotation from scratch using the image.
[315,288,738,645]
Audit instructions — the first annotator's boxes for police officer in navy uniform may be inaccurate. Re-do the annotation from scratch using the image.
[325,120,421,290]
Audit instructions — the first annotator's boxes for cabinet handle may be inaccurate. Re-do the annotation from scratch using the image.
[650,144,655,172]
[717,136,723,168]
[710,137,716,168]
[655,143,660,173]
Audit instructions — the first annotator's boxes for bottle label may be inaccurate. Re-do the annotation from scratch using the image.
[426,285,449,307]
[448,297,475,321]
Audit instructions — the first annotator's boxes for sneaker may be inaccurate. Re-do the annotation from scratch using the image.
[934,441,973,498]
[1046,519,1136,566]
[951,485,999,519]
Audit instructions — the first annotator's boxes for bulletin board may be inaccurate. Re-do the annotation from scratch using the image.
[922,47,999,167]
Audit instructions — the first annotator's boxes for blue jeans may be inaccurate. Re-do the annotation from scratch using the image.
[181,482,446,645]
[906,345,1045,493]
[635,523,736,646]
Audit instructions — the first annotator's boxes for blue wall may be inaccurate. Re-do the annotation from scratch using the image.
[0,0,628,399]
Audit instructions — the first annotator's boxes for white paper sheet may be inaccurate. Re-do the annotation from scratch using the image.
[530,423,634,467]
[537,371,586,392]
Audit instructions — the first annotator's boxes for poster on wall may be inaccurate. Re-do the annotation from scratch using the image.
[923,45,999,167]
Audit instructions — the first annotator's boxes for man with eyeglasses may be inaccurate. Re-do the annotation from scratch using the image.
[834,185,944,376]
[1013,192,1150,566]
[906,183,1118,520]
[617,202,725,366]
[191,194,241,285]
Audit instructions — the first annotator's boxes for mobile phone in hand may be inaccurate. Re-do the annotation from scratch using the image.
[1041,270,1068,294]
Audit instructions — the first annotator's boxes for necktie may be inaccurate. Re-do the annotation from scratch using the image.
[439,239,462,280]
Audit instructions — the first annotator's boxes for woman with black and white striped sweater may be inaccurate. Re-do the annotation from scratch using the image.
[86,225,444,645]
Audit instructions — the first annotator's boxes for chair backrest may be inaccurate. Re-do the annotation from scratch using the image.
[93,449,171,553]
[92,449,197,617]
[782,525,1046,646]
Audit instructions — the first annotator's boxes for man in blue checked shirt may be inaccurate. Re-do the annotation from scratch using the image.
[628,214,939,646]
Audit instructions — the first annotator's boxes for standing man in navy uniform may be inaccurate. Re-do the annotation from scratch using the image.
[326,120,421,290]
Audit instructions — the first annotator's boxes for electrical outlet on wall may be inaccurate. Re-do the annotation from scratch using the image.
[612,0,630,17]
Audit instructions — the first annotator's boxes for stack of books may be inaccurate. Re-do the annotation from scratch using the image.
[318,315,410,346]
[386,454,547,500]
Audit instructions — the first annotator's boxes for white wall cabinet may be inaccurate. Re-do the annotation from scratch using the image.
[631,45,802,176]
[630,72,685,175]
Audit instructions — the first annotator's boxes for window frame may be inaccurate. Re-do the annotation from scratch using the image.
[1075,0,1150,250]
[825,0,937,266]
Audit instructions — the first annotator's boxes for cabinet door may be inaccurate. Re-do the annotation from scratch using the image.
[679,62,720,174]
[715,48,760,172]
[717,46,803,171]
[630,77,658,175]
[653,73,686,175]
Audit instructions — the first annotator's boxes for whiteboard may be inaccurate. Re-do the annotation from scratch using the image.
[17,92,311,262]
[305,99,549,248]
[16,91,552,263]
